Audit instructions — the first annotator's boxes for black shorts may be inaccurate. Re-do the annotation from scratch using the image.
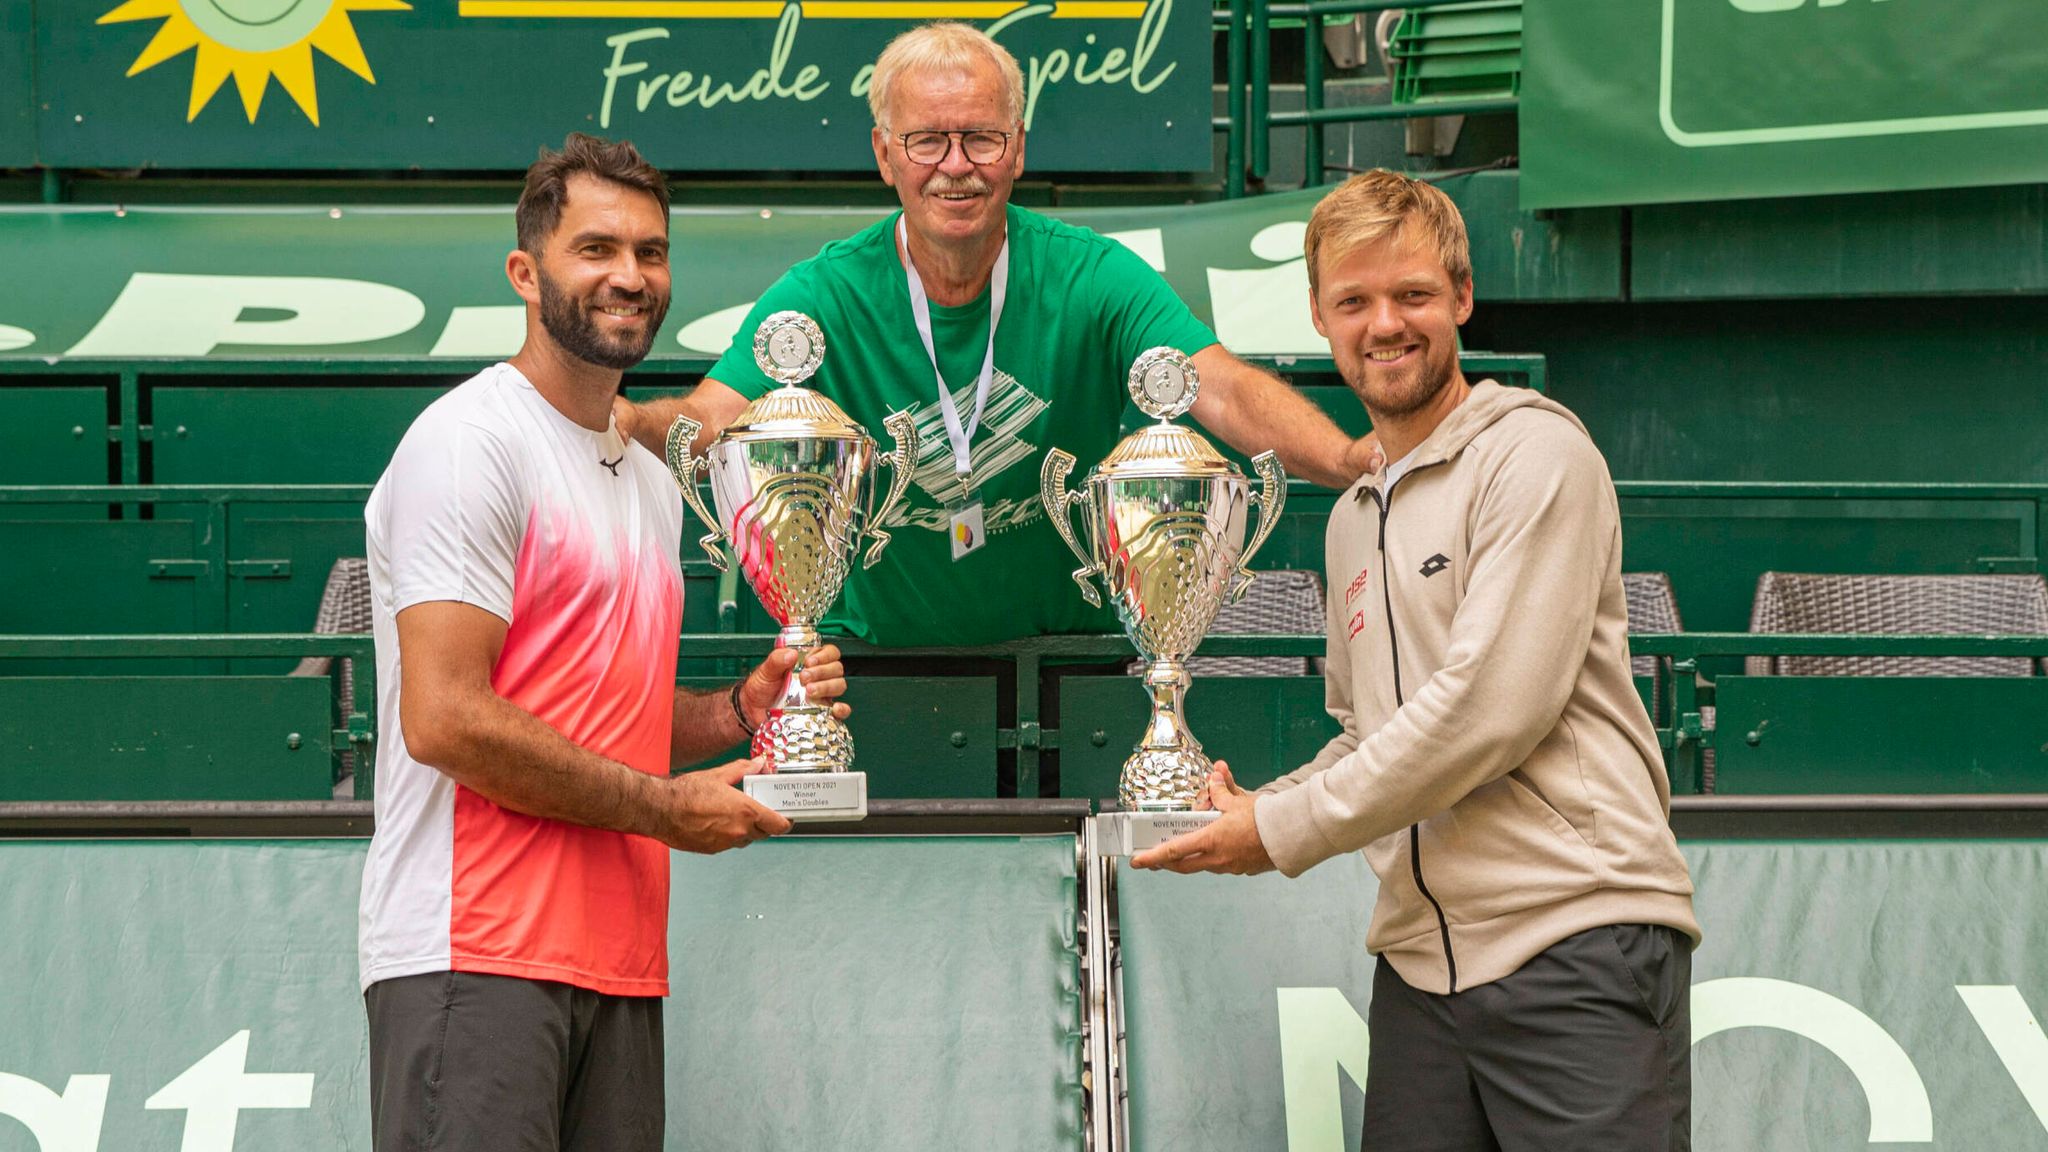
[366,971,664,1152]
[1361,923,1693,1152]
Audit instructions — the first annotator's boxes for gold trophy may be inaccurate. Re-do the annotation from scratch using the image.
[665,311,918,821]
[1041,347,1285,853]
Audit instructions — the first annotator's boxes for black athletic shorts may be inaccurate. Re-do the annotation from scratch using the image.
[1360,923,1693,1152]
[366,970,664,1152]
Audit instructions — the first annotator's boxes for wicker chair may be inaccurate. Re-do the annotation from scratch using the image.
[1622,572,1681,685]
[1128,569,1327,677]
[1622,571,1716,790]
[1745,572,2048,678]
[291,558,372,794]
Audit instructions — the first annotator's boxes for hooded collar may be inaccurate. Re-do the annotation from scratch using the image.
[1352,380,1588,503]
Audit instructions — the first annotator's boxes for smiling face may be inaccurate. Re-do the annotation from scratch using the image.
[1309,221,1474,422]
[871,65,1024,258]
[515,173,672,371]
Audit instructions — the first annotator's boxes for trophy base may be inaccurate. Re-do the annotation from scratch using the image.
[744,771,867,823]
[753,705,854,775]
[1119,746,1213,812]
[1099,809,1221,856]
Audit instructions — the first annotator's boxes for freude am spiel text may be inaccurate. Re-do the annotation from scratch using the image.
[597,0,1181,131]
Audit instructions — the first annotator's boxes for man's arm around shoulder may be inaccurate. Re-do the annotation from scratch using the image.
[615,377,750,459]
[1188,346,1382,488]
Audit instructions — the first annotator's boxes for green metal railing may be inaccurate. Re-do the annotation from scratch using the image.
[1212,0,1520,196]
[1616,480,2048,562]
[6,477,2045,800]
[0,632,377,799]
[8,629,2044,802]
[1630,633,2048,795]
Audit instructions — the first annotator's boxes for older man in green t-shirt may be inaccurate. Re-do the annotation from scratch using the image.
[621,23,1375,648]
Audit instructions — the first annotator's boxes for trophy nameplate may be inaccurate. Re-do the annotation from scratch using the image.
[743,772,868,823]
[1102,809,1223,856]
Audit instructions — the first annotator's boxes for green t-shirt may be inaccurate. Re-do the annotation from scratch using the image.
[709,204,1218,647]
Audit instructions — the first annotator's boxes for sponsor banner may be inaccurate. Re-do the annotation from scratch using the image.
[8,834,2048,1149]
[29,0,1207,171]
[0,177,1604,364]
[1119,839,2048,1149]
[1521,0,2048,208]
[0,836,1082,1152]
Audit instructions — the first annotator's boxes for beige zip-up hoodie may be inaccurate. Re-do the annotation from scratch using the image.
[1254,381,1699,995]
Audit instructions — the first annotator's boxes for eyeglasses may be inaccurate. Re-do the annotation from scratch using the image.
[895,129,1013,166]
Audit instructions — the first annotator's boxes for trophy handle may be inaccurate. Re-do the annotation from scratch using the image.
[1039,449,1102,608]
[1230,450,1287,603]
[664,415,730,572]
[863,410,921,570]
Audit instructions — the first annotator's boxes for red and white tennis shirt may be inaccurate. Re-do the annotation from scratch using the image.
[359,363,683,996]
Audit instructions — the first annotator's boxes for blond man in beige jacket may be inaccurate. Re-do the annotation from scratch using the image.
[1134,170,1700,1151]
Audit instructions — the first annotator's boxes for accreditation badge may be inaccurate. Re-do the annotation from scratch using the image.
[949,501,986,561]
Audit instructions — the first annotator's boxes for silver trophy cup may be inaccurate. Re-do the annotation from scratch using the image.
[1041,347,1285,854]
[665,311,918,821]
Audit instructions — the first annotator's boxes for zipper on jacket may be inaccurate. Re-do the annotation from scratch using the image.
[1366,477,1459,993]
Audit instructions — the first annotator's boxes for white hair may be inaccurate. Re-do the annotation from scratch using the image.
[867,22,1025,129]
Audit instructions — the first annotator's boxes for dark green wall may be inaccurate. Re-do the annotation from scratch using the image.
[1467,297,2048,483]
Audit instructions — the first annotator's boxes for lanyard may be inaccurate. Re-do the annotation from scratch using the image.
[898,214,1007,488]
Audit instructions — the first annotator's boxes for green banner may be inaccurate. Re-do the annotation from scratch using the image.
[1118,840,2048,1149]
[9,835,2048,1148]
[1118,855,1380,1151]
[1521,0,2048,209]
[29,0,1206,172]
[0,177,1609,364]
[0,4,30,168]
[0,836,1082,1152]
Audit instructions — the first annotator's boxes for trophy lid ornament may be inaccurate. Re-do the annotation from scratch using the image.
[754,310,826,385]
[1128,346,1200,421]
[716,311,868,444]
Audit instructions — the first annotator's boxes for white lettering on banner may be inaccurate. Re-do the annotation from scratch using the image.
[989,0,1180,127]
[677,301,756,356]
[1276,988,1371,1152]
[1206,221,1323,357]
[66,273,426,358]
[1730,0,1891,12]
[598,28,668,130]
[1957,985,2048,1131]
[1690,977,1933,1142]
[1270,980,2048,1146]
[0,1072,109,1152]
[431,305,525,357]
[1103,228,1168,272]
[144,1031,314,1152]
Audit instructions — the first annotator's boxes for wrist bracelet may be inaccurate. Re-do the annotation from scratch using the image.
[729,678,756,737]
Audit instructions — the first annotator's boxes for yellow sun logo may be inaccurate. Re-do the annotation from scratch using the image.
[99,0,411,126]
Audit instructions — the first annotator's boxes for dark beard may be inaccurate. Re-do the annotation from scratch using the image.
[537,270,669,371]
